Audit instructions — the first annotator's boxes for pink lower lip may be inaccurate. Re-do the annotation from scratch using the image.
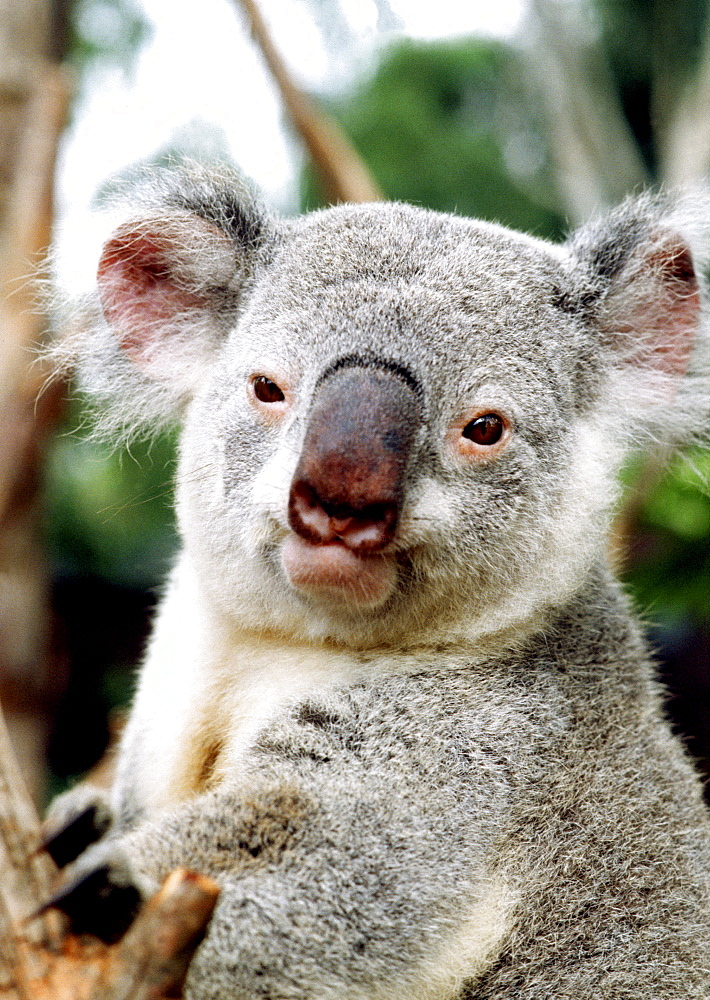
[281,534,396,608]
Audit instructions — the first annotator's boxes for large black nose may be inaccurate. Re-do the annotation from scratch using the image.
[288,364,422,553]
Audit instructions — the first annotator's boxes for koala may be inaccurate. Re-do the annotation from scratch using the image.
[45,163,710,999]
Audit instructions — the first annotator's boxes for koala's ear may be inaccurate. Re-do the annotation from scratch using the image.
[598,232,700,382]
[96,211,241,381]
[567,197,710,446]
[50,170,274,443]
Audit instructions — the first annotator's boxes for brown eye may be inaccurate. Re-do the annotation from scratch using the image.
[252,376,285,404]
[462,413,504,446]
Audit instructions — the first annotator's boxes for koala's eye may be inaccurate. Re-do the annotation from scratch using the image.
[462,413,504,446]
[252,376,285,404]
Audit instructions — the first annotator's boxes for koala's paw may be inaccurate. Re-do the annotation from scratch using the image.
[40,839,156,944]
[42,784,114,868]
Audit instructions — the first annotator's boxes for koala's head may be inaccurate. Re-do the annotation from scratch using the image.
[58,167,710,649]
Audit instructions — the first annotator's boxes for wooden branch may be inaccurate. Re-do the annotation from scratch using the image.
[7,870,220,1000]
[231,0,382,205]
[92,870,220,1000]
[0,697,219,1000]
[0,701,61,999]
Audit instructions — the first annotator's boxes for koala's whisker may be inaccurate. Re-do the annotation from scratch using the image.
[173,463,218,486]
[97,485,176,521]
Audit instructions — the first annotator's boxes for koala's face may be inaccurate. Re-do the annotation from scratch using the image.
[175,203,616,648]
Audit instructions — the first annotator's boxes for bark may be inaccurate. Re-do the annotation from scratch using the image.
[0,700,219,1000]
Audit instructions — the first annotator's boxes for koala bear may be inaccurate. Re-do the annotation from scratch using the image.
[45,164,710,999]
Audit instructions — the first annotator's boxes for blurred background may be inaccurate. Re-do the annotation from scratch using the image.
[1,0,709,807]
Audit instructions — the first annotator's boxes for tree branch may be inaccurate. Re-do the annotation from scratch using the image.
[0,695,219,1000]
[231,0,382,205]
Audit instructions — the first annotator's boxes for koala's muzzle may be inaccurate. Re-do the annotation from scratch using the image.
[288,365,422,553]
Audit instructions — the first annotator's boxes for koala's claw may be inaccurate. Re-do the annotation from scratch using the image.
[40,802,113,869]
[40,862,143,944]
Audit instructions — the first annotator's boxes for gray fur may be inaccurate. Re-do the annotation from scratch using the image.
[49,165,710,998]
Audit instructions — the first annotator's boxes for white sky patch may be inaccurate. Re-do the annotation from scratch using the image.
[54,0,525,293]
[391,0,525,38]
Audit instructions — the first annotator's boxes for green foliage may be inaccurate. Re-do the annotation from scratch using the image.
[301,38,566,239]
[624,452,710,626]
[45,399,179,589]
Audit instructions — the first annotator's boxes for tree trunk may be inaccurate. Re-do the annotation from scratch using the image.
[0,0,71,805]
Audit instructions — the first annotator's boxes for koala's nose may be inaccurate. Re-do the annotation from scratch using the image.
[288,364,422,553]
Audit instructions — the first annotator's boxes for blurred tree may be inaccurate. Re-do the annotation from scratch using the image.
[0,0,152,801]
[67,0,150,74]
[593,0,709,172]
[0,0,74,803]
[593,0,710,184]
[527,0,710,207]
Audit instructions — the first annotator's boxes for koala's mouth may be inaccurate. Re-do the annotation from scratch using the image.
[281,533,397,609]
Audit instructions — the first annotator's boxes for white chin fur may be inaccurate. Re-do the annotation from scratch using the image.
[281,534,397,609]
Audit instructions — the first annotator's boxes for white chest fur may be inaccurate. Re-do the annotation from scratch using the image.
[114,558,374,817]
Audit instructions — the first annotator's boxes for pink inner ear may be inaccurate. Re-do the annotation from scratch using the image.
[646,241,700,378]
[97,226,206,367]
[607,234,700,379]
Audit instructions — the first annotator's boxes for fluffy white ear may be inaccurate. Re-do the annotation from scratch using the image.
[50,166,274,443]
[97,211,239,381]
[568,194,710,448]
[599,233,700,384]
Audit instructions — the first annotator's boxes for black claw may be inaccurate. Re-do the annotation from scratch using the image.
[40,804,112,868]
[39,864,143,944]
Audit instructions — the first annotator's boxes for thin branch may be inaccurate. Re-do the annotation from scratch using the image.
[231,0,383,205]
[0,699,61,999]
